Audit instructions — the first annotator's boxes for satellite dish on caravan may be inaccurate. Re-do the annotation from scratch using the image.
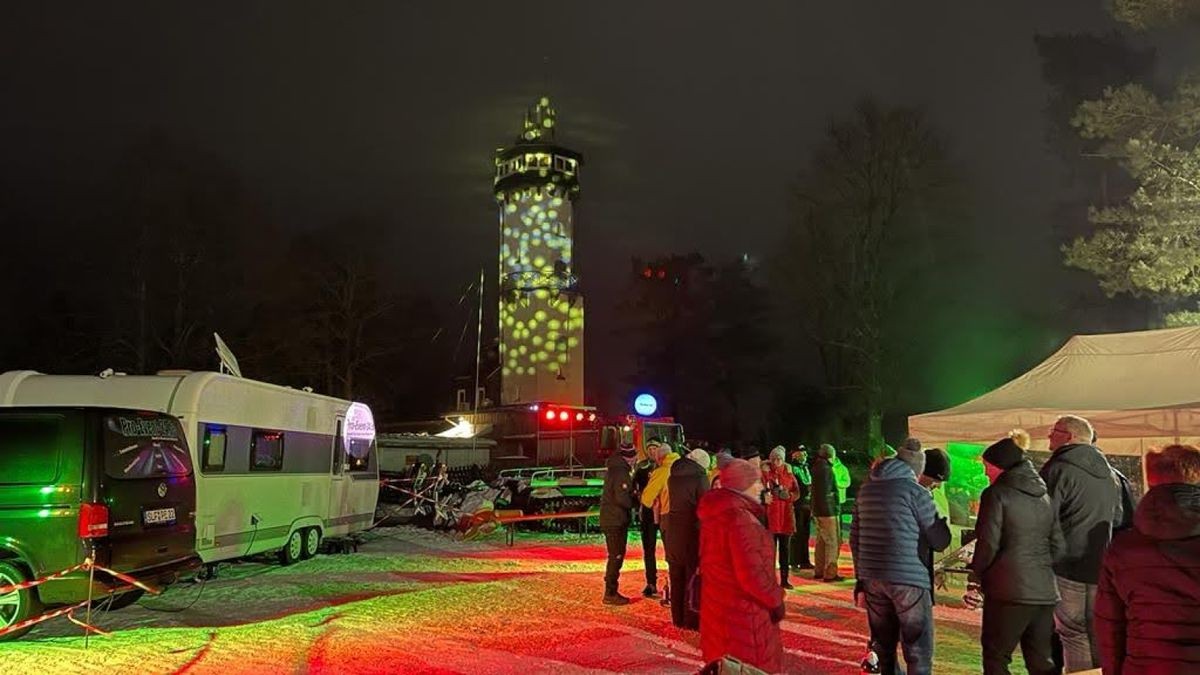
[214,333,242,377]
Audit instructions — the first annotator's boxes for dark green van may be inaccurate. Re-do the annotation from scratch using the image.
[0,408,199,639]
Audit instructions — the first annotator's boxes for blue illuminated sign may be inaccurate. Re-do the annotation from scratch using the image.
[633,393,658,416]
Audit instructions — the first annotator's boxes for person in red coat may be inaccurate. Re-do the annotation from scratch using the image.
[1096,444,1200,675]
[763,445,800,588]
[699,458,787,673]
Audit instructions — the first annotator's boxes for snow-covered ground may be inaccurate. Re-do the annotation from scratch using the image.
[2,527,997,674]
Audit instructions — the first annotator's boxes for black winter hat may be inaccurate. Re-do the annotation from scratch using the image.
[923,448,951,482]
[982,438,1024,471]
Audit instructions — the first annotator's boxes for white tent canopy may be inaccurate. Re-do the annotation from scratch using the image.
[909,326,1200,457]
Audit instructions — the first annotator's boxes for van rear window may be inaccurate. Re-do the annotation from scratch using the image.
[103,414,192,480]
[0,414,64,485]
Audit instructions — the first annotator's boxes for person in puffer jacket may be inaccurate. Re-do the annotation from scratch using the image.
[971,434,1065,675]
[699,458,786,673]
[1096,444,1200,675]
[851,456,951,675]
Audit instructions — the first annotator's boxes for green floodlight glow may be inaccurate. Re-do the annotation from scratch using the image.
[944,442,989,525]
[37,508,50,518]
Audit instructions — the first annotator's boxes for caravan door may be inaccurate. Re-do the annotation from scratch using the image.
[327,417,353,537]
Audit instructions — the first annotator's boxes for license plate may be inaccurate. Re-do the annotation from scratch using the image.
[143,507,176,526]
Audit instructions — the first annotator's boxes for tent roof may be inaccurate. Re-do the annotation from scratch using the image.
[909,326,1200,449]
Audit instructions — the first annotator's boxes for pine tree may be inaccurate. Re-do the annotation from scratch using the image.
[1065,6,1200,325]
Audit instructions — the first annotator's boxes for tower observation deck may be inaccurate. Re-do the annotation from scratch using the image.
[494,97,584,405]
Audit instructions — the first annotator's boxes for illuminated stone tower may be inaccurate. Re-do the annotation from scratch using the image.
[494,97,584,405]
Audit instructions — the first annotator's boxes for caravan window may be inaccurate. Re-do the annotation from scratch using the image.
[0,413,65,485]
[202,425,227,472]
[250,431,284,471]
[347,436,374,472]
[103,413,192,480]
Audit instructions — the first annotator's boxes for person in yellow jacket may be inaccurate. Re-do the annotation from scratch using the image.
[639,441,679,598]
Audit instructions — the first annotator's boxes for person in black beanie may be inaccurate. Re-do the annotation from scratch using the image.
[971,431,1064,675]
[918,448,951,598]
[600,442,639,605]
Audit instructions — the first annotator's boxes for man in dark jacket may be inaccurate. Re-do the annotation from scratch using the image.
[1041,415,1122,672]
[664,447,710,629]
[972,436,1065,675]
[851,456,952,675]
[599,442,637,605]
[811,443,842,581]
[1096,444,1200,675]
[789,446,814,571]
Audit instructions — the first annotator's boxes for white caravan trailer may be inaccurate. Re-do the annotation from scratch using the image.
[0,370,379,565]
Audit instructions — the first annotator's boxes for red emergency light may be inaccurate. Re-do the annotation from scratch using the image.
[537,404,599,428]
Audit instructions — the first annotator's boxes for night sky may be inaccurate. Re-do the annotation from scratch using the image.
[1,2,1180,416]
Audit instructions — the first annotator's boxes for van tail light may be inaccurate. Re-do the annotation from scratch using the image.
[78,503,110,539]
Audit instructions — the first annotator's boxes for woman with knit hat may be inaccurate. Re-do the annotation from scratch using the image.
[970,429,1064,675]
[763,446,800,588]
[698,458,786,673]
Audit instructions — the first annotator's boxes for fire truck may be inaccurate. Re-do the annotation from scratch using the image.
[601,414,686,462]
[501,412,686,524]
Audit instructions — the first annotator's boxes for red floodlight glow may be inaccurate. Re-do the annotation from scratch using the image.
[587,413,596,422]
[545,410,555,421]
[575,412,584,421]
[558,410,569,421]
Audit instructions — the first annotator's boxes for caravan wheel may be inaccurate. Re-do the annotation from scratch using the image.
[301,528,320,559]
[279,530,303,566]
[0,561,37,641]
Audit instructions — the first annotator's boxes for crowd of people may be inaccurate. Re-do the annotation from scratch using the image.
[596,414,1200,675]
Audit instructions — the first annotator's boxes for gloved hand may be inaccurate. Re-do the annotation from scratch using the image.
[853,580,866,609]
[769,603,786,624]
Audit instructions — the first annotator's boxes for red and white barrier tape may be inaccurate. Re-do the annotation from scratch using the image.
[0,558,160,596]
[89,563,161,596]
[0,600,89,638]
[0,561,90,595]
[0,557,161,639]
[66,609,110,637]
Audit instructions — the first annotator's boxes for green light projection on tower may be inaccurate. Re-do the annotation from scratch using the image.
[494,97,584,405]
